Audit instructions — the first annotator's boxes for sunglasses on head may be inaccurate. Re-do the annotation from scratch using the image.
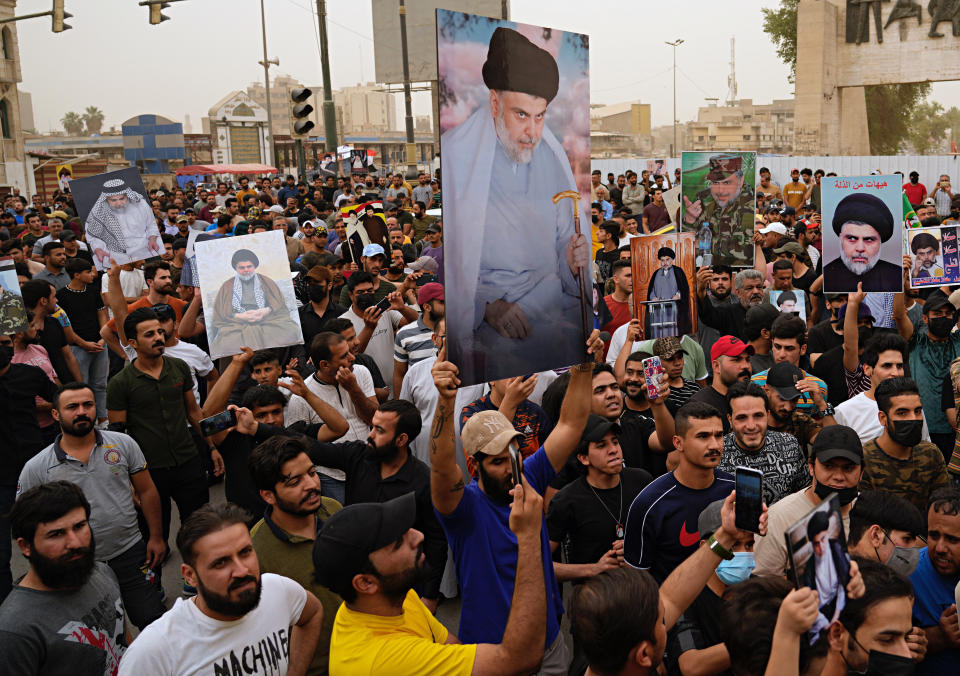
[150,304,175,321]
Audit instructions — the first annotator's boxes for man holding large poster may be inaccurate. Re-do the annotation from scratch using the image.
[440,14,590,385]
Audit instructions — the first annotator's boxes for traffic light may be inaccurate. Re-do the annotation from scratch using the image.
[290,88,315,137]
[149,2,170,25]
[52,0,72,33]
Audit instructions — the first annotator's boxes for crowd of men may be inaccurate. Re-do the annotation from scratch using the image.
[0,165,959,676]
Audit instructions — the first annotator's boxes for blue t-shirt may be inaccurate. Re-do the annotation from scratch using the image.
[436,446,562,646]
[910,547,960,675]
[623,469,735,582]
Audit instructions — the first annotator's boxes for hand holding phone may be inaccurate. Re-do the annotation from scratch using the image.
[735,467,764,534]
[200,409,238,437]
[375,296,392,313]
[508,441,523,487]
[641,356,664,400]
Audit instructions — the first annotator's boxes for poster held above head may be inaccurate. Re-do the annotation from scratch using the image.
[646,159,667,177]
[70,167,162,271]
[680,151,757,268]
[769,288,807,322]
[194,230,303,360]
[908,225,959,287]
[437,9,591,385]
[630,232,696,340]
[0,257,28,333]
[821,176,903,293]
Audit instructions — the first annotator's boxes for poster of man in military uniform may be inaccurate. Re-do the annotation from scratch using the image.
[0,258,28,333]
[681,151,757,267]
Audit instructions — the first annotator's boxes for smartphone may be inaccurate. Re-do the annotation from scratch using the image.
[641,356,664,400]
[374,296,392,313]
[735,466,764,534]
[507,441,523,487]
[199,409,237,437]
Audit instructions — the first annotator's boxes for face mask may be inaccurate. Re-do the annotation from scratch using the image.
[844,631,916,676]
[307,285,328,303]
[814,480,859,506]
[888,419,923,447]
[356,294,377,311]
[591,214,600,224]
[881,540,921,578]
[857,326,874,345]
[0,345,11,368]
[715,551,755,586]
[928,315,955,338]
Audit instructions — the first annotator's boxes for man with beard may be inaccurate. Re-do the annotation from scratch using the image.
[253,398,447,613]
[441,27,591,383]
[101,261,186,360]
[118,502,324,675]
[0,481,128,674]
[696,268,765,339]
[824,193,902,292]
[212,249,301,356]
[83,176,163,268]
[682,154,756,267]
[17,382,166,629]
[717,382,809,506]
[392,282,442,397]
[249,436,343,676]
[428,330,601,672]
[645,246,691,338]
[695,265,737,378]
[316,487,547,675]
[689,336,754,433]
[763,361,829,452]
[911,231,945,279]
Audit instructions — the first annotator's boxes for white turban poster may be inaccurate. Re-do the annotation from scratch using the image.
[438,9,591,385]
[70,167,163,271]
[194,230,303,359]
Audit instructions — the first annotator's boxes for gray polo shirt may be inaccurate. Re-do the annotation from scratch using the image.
[17,430,147,560]
[33,267,71,291]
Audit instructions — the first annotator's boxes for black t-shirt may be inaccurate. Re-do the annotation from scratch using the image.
[298,301,346,346]
[810,344,848,407]
[546,468,652,574]
[808,321,843,357]
[620,407,664,476]
[56,284,105,342]
[941,371,954,412]
[688,386,731,432]
[595,248,620,283]
[36,315,73,383]
[793,268,817,291]
[666,587,731,676]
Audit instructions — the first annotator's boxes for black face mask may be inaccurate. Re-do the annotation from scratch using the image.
[928,315,955,338]
[0,344,11,368]
[308,285,328,303]
[356,293,377,311]
[591,214,600,224]
[843,630,916,676]
[888,419,923,447]
[813,480,859,506]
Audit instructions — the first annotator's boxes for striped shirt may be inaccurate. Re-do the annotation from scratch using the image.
[394,318,436,366]
[751,367,827,415]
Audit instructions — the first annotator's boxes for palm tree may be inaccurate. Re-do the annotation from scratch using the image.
[60,111,84,135]
[83,106,104,134]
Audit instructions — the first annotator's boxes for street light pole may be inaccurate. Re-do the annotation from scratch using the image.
[259,0,277,166]
[398,0,417,175]
[316,0,338,154]
[665,38,683,156]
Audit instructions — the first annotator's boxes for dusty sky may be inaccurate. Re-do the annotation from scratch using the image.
[16,0,960,134]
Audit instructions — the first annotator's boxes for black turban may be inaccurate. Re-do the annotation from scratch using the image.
[482,27,559,103]
[232,249,259,269]
[806,510,830,540]
[911,232,939,253]
[778,290,797,306]
[832,193,894,243]
[657,247,676,259]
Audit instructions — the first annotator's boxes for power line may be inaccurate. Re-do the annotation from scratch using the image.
[677,67,715,100]
[280,0,374,42]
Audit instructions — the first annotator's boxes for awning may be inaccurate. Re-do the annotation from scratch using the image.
[175,163,278,176]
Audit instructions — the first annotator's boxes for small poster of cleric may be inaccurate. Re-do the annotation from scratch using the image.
[0,257,27,333]
[769,288,807,321]
[194,230,303,359]
[908,225,960,288]
[70,167,162,271]
[821,176,903,293]
[630,232,696,339]
[437,9,591,385]
[681,151,756,267]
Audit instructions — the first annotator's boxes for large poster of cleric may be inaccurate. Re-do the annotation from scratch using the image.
[70,167,162,271]
[194,230,303,360]
[822,176,903,293]
[680,151,756,267]
[437,9,591,385]
[908,225,960,288]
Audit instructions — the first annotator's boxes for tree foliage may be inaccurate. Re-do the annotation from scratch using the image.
[60,111,83,135]
[761,0,931,155]
[83,106,104,135]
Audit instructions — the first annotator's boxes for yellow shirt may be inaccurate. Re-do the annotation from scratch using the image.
[783,181,807,209]
[328,590,477,676]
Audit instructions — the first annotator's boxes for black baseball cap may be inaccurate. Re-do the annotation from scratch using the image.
[810,425,863,465]
[313,493,416,589]
[766,362,803,401]
[580,414,621,445]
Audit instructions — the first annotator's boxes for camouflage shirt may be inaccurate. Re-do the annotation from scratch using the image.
[0,288,27,334]
[770,410,822,454]
[860,440,950,514]
[691,184,755,266]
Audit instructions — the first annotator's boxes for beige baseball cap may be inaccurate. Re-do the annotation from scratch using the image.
[461,410,523,458]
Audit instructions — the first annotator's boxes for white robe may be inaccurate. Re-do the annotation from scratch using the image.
[86,198,160,266]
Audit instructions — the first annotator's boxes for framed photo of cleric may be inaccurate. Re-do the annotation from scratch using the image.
[70,167,162,271]
[194,230,303,360]
[0,257,28,333]
[821,177,903,293]
[769,289,807,322]
[680,151,756,267]
[908,225,960,288]
[630,232,696,339]
[437,8,591,385]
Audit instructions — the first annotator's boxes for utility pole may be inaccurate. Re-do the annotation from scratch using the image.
[398,0,416,175]
[665,38,683,157]
[259,0,278,167]
[316,0,338,154]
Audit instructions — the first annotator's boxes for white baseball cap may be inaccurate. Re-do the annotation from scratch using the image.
[265,204,285,214]
[758,223,787,235]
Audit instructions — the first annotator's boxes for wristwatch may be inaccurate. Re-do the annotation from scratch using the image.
[707,534,734,560]
[813,403,835,420]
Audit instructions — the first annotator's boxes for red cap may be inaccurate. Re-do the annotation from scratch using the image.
[417,282,444,306]
[711,335,755,362]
